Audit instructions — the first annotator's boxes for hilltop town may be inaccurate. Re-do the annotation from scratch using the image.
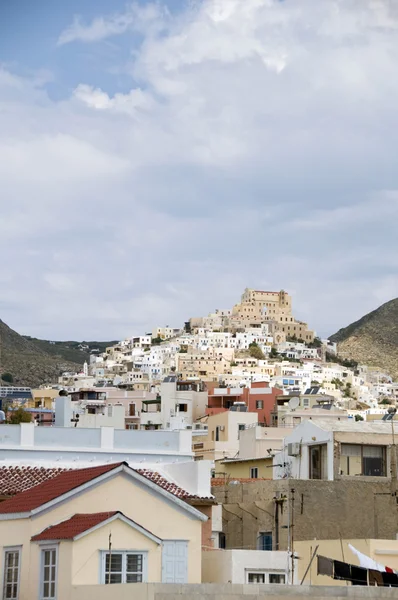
[1,288,398,596]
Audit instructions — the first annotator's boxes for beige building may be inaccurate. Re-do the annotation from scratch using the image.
[215,426,293,480]
[231,289,314,342]
[193,410,258,461]
[0,462,207,600]
[177,351,231,381]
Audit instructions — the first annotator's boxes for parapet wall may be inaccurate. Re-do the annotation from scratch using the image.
[69,583,397,600]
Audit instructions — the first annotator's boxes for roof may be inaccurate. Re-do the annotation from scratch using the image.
[0,463,212,517]
[306,419,398,434]
[0,463,123,514]
[136,469,208,500]
[0,466,67,496]
[31,512,118,541]
[31,511,162,544]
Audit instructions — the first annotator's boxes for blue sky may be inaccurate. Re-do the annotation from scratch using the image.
[1,0,398,340]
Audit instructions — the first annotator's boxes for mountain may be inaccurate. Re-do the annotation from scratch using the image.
[0,319,116,388]
[22,337,117,364]
[330,298,398,379]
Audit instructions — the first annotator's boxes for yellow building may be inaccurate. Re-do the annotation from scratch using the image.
[31,389,59,409]
[215,456,274,480]
[0,462,206,599]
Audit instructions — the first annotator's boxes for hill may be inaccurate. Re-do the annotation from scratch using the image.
[0,320,117,388]
[22,337,117,364]
[330,298,398,379]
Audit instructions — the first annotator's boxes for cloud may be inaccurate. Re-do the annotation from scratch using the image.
[57,3,166,45]
[1,0,398,341]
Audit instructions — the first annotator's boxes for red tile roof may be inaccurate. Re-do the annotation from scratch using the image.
[0,463,124,514]
[136,469,199,500]
[31,512,118,541]
[0,466,68,496]
[0,463,213,515]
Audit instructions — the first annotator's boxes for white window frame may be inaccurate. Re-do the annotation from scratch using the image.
[39,545,58,600]
[250,467,258,479]
[2,546,22,600]
[247,571,265,584]
[268,572,286,584]
[100,551,148,584]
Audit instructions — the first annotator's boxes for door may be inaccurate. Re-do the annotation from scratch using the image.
[162,541,188,583]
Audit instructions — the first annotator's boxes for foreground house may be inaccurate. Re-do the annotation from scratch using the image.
[0,462,209,599]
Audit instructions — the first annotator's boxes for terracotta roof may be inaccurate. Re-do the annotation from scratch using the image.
[31,512,118,541]
[0,463,124,514]
[136,469,198,499]
[0,464,212,514]
[0,466,68,496]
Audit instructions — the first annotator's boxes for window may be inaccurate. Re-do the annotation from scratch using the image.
[102,552,146,584]
[303,398,309,407]
[248,573,265,584]
[238,424,245,431]
[256,400,264,409]
[178,404,188,412]
[250,467,258,479]
[257,532,272,551]
[340,444,386,477]
[218,532,226,549]
[269,573,286,584]
[40,547,57,600]
[2,548,20,600]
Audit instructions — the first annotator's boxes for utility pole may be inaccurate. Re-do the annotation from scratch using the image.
[291,488,295,585]
[388,407,397,497]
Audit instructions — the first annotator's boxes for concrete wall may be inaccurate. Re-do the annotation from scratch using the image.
[69,583,398,600]
[212,479,398,552]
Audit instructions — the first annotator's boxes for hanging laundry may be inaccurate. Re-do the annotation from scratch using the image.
[351,565,368,586]
[382,571,398,587]
[333,560,351,581]
[317,555,334,577]
[369,569,383,586]
[348,544,387,572]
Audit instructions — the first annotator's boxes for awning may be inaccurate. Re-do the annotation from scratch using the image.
[142,399,161,404]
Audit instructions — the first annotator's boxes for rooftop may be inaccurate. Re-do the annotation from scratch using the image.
[0,463,210,509]
[31,512,118,541]
[308,419,398,433]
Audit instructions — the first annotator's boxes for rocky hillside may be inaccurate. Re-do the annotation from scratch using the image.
[330,298,398,379]
[0,320,85,388]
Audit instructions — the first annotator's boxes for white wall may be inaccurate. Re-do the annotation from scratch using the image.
[202,550,296,584]
[273,421,334,480]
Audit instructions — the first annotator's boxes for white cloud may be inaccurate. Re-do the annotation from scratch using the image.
[57,3,166,45]
[1,0,398,340]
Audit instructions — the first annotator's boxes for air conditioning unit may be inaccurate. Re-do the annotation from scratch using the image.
[287,442,300,457]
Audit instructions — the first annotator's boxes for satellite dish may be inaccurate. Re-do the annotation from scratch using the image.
[289,397,300,410]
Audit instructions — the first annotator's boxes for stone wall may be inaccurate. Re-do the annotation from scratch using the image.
[212,479,398,551]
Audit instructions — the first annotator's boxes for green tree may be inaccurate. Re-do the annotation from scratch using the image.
[355,414,364,422]
[269,347,279,358]
[380,398,392,405]
[248,342,265,360]
[5,406,32,424]
[151,336,163,345]
[1,373,13,383]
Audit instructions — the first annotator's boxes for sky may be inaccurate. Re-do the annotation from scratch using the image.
[1,0,398,341]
